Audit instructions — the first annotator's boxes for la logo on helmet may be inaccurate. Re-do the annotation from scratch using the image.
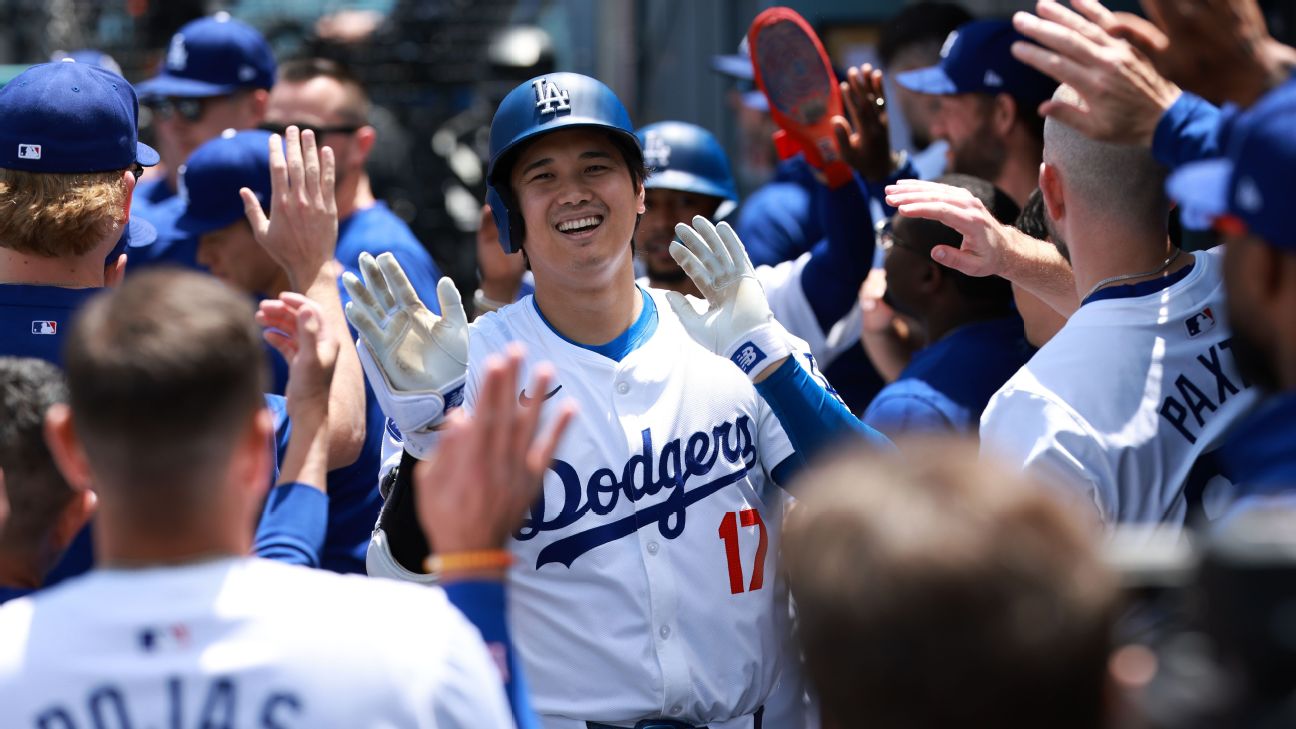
[533,78,571,116]
[643,131,671,169]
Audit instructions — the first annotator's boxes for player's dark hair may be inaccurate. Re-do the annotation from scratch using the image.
[276,56,369,125]
[904,174,1018,307]
[784,439,1118,729]
[62,270,268,500]
[1015,187,1049,241]
[0,357,73,550]
[878,3,974,69]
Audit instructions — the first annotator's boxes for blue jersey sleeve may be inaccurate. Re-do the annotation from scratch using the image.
[443,581,540,729]
[1152,93,1225,170]
[254,483,329,567]
[757,354,892,487]
[801,176,876,331]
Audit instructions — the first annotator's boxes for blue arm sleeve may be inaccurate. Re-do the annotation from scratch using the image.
[1152,93,1226,170]
[254,483,328,567]
[443,581,540,729]
[758,355,893,487]
[802,176,876,332]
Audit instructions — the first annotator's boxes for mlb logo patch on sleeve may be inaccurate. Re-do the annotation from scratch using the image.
[32,320,57,335]
[18,144,42,160]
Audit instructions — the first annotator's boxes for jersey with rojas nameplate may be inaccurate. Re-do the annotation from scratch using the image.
[0,558,513,729]
[980,247,1259,526]
[379,286,813,727]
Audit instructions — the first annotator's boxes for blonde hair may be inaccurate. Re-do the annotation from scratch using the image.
[0,168,127,257]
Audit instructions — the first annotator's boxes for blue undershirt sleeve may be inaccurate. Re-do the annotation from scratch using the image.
[801,176,876,332]
[253,483,328,567]
[758,357,893,487]
[443,580,539,729]
[1152,93,1225,170]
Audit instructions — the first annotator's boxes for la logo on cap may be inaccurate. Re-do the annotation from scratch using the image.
[984,70,1003,87]
[166,34,188,71]
[643,131,671,169]
[1236,176,1264,213]
[17,143,41,160]
[533,77,571,116]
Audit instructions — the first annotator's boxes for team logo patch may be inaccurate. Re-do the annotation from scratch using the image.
[31,320,57,335]
[532,77,572,116]
[730,342,768,374]
[1185,307,1216,338]
[166,34,188,70]
[643,130,671,169]
[1236,176,1264,213]
[138,623,191,652]
[17,144,41,160]
[983,70,1003,87]
[443,383,466,410]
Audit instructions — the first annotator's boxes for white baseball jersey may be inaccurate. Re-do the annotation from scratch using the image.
[381,287,808,728]
[0,557,513,728]
[639,251,862,370]
[981,247,1259,526]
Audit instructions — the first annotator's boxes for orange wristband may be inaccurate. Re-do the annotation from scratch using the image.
[424,550,514,576]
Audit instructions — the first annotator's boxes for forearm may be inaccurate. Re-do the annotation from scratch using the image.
[757,355,891,487]
[802,179,876,330]
[442,581,540,729]
[301,263,366,468]
[1151,92,1224,170]
[1000,229,1078,317]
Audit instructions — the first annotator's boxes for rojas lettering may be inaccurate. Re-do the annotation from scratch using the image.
[517,416,758,568]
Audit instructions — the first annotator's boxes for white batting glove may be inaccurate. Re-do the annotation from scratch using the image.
[665,216,794,380]
[343,252,469,458]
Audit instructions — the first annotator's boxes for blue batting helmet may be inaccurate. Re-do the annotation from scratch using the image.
[486,72,641,254]
[637,121,740,220]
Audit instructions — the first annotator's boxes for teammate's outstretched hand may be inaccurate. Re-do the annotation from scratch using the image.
[1109,0,1295,108]
[667,216,792,381]
[1009,0,1179,146]
[343,253,469,454]
[242,126,339,289]
[832,64,894,182]
[414,347,575,568]
[884,180,1024,278]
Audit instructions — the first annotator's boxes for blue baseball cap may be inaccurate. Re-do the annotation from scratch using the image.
[50,49,122,76]
[136,13,275,99]
[1167,78,1296,251]
[0,60,159,173]
[896,19,1058,108]
[638,121,740,219]
[174,129,273,237]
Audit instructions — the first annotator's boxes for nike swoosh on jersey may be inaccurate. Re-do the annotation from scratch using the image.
[518,384,562,406]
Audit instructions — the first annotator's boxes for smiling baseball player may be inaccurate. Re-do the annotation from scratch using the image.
[346,72,887,729]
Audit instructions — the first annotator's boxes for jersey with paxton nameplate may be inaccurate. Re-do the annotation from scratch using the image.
[747,7,852,189]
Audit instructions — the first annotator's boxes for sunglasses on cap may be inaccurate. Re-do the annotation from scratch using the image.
[258,122,363,138]
[146,97,211,123]
[876,218,922,255]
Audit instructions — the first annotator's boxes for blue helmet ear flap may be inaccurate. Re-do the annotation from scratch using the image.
[486,185,525,254]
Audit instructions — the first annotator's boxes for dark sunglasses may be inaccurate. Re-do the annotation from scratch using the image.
[258,122,362,138]
[147,97,208,123]
[130,164,144,180]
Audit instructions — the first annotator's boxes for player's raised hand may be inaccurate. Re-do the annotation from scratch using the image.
[242,126,339,289]
[885,179,1022,278]
[1008,0,1179,147]
[413,347,575,575]
[832,64,894,182]
[666,216,792,381]
[343,252,468,455]
[1109,0,1295,108]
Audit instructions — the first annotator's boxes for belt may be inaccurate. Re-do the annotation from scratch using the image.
[586,706,763,729]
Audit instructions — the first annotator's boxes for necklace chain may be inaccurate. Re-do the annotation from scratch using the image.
[1082,248,1182,303]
